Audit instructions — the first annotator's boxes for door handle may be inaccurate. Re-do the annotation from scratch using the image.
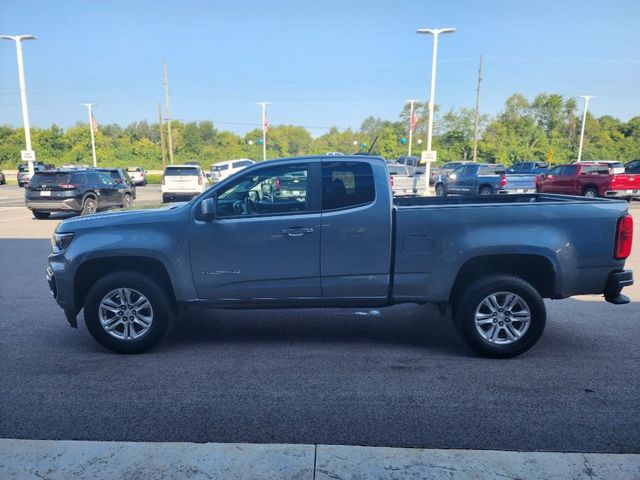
[282,227,314,237]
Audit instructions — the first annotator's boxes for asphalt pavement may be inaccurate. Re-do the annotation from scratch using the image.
[0,187,639,454]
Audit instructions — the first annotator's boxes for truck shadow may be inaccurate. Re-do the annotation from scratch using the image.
[164,304,469,356]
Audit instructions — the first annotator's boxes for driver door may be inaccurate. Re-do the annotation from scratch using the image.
[189,162,322,300]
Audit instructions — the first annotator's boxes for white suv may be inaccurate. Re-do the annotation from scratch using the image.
[210,159,254,182]
[162,165,208,203]
[126,166,147,186]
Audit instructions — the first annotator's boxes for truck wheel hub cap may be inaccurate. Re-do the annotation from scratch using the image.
[98,288,154,341]
[474,292,531,345]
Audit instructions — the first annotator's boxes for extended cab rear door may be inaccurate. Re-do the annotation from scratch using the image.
[320,160,393,298]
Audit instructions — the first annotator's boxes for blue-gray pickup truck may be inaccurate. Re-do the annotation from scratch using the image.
[47,155,634,358]
[434,163,537,196]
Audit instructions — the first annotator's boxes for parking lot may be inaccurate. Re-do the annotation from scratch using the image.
[0,185,639,453]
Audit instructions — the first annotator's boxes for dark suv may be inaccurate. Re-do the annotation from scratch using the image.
[25,169,135,219]
[95,168,136,202]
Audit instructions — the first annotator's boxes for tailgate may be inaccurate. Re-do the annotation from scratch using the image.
[504,174,536,190]
[164,176,198,191]
[611,174,640,190]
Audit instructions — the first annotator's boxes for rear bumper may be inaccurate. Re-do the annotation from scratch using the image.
[26,198,82,212]
[162,192,200,202]
[605,190,640,198]
[497,188,537,194]
[604,270,633,305]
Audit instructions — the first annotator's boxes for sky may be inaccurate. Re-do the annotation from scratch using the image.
[1,0,639,136]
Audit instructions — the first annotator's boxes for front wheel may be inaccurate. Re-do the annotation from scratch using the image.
[84,271,174,353]
[452,275,546,358]
[435,183,446,197]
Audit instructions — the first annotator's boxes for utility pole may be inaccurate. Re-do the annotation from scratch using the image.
[81,103,97,167]
[257,102,270,161]
[163,64,174,164]
[1,35,37,177]
[577,95,594,162]
[157,102,167,170]
[406,99,418,157]
[472,54,483,163]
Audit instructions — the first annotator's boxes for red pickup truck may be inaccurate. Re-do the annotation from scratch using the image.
[536,163,640,199]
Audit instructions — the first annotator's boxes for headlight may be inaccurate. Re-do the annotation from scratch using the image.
[51,232,75,253]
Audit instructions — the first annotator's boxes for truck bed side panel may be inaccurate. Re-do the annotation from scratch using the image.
[393,200,627,302]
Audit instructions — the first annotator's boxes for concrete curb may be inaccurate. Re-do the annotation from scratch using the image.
[1,439,638,479]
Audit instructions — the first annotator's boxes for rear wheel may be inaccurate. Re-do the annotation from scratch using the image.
[84,271,174,353]
[583,187,598,198]
[452,275,546,358]
[32,210,50,219]
[81,196,97,215]
[435,183,446,197]
[122,193,132,208]
[479,186,493,195]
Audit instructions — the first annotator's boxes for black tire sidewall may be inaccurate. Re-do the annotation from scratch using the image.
[436,184,445,197]
[33,211,50,219]
[84,271,174,353]
[480,187,492,195]
[453,275,546,358]
[583,188,598,198]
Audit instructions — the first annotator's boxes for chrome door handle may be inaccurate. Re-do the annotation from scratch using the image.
[282,227,314,237]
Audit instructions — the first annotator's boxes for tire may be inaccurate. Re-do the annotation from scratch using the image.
[83,271,174,353]
[479,186,493,195]
[452,275,546,358]
[32,211,50,219]
[583,187,598,198]
[435,183,446,197]
[81,196,97,215]
[122,193,132,208]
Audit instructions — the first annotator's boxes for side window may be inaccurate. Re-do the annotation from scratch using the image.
[71,172,87,184]
[546,166,562,176]
[460,165,477,177]
[562,165,578,176]
[322,161,375,211]
[97,172,113,185]
[215,164,309,218]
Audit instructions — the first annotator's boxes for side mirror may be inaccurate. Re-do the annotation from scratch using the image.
[199,196,217,221]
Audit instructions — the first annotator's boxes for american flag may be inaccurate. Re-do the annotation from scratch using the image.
[410,110,418,132]
[263,112,269,134]
[91,112,99,133]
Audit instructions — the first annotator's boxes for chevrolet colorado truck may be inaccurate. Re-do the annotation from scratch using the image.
[47,156,634,357]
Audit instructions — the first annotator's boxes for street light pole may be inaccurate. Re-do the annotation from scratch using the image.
[257,102,270,161]
[577,95,594,162]
[406,99,418,157]
[82,104,97,167]
[1,34,37,177]
[417,27,455,195]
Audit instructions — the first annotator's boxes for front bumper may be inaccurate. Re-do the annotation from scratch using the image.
[47,257,78,328]
[604,270,633,305]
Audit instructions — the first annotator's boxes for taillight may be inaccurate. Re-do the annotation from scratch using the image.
[615,214,633,260]
[161,175,165,185]
[390,176,394,187]
[59,184,79,189]
[141,172,145,176]
[500,175,507,188]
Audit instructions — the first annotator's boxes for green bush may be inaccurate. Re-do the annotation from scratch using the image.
[145,174,162,184]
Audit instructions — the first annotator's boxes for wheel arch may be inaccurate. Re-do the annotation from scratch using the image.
[450,254,557,302]
[74,256,177,315]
